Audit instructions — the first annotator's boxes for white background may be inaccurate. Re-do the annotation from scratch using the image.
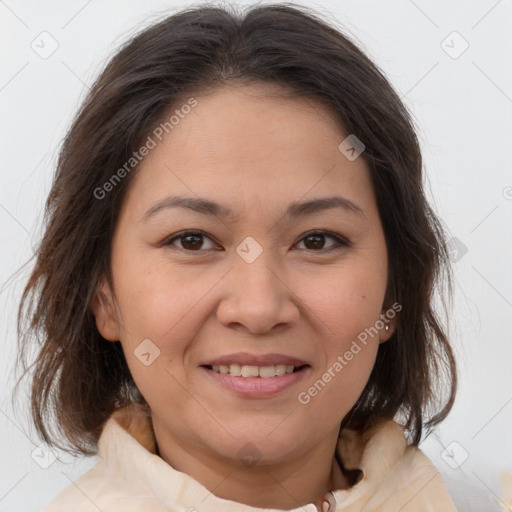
[1,1,511,511]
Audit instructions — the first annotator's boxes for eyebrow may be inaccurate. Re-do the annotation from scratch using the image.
[142,195,366,222]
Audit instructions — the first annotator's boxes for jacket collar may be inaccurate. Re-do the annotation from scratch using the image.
[99,402,407,511]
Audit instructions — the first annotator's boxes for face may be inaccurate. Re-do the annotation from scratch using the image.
[93,84,394,468]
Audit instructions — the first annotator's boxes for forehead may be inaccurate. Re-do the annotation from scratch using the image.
[165,84,344,162]
[121,84,377,222]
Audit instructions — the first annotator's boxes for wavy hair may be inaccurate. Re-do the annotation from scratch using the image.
[14,2,457,455]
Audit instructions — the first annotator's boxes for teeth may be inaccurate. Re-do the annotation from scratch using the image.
[241,365,259,377]
[259,366,278,378]
[229,364,242,376]
[209,364,300,377]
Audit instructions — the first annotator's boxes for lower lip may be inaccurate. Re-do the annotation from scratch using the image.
[201,366,310,398]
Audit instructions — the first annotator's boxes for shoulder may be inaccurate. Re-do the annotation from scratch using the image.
[43,404,164,511]
[42,463,106,511]
[42,458,167,512]
[336,419,458,511]
[388,443,457,510]
[373,421,457,511]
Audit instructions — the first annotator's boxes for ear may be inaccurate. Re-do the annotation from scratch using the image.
[91,278,120,342]
[378,318,395,344]
[378,302,399,344]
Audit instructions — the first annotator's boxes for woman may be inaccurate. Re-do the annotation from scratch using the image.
[15,3,458,510]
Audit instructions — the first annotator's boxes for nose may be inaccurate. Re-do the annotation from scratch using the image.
[216,254,300,334]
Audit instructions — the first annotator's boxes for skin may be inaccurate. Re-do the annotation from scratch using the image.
[92,83,395,510]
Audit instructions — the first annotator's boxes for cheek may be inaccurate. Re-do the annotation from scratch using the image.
[113,256,216,343]
[295,260,385,403]
[315,286,381,391]
[299,260,387,343]
[111,259,226,407]
[297,286,381,424]
[112,262,199,408]
[306,341,378,425]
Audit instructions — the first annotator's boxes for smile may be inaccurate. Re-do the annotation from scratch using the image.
[201,364,310,397]
[205,364,305,378]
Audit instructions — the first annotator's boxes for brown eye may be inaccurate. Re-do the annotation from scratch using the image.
[303,234,325,250]
[181,233,204,250]
[164,231,217,251]
[295,231,349,251]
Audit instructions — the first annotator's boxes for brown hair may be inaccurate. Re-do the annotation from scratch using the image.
[14,2,456,455]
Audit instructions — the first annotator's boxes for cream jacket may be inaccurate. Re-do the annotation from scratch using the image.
[43,404,457,511]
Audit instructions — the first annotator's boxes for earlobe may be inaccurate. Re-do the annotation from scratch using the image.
[378,307,396,343]
[379,321,395,344]
[378,295,399,343]
[91,280,120,342]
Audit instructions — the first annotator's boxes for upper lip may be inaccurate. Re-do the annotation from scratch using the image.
[201,352,309,367]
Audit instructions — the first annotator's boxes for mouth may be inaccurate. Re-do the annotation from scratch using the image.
[200,363,310,398]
